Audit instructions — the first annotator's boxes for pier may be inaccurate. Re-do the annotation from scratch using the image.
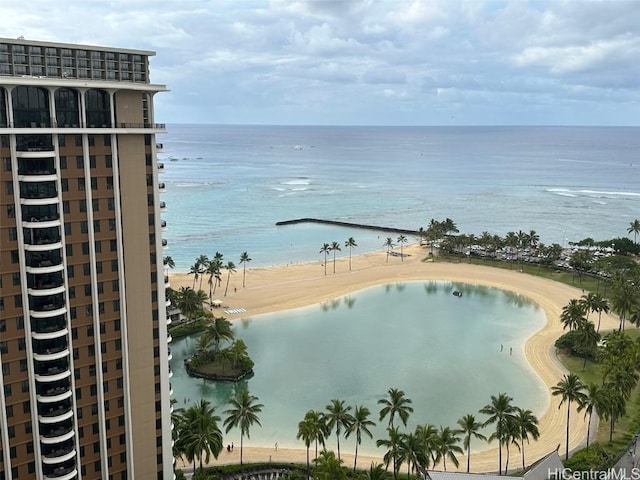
[275,218,419,235]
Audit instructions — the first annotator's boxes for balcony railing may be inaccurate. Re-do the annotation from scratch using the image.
[1,121,166,129]
[41,423,73,439]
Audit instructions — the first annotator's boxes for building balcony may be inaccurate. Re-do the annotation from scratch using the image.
[28,271,65,290]
[158,182,166,192]
[37,388,73,404]
[31,315,67,335]
[40,423,74,444]
[42,443,76,465]
[158,162,165,172]
[28,285,65,298]
[30,305,67,319]
[26,265,65,279]
[32,328,68,342]
[162,238,168,249]
[35,366,71,384]
[37,379,71,399]
[30,293,66,317]
[168,348,172,361]
[159,201,166,211]
[25,241,64,254]
[23,228,62,247]
[18,173,58,183]
[38,404,74,423]
[156,143,163,151]
[25,250,63,270]
[161,219,167,230]
[22,217,62,230]
[43,466,77,480]
[22,204,60,223]
[33,347,70,363]
[18,157,56,176]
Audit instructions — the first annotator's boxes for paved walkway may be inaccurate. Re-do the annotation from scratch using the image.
[611,435,640,479]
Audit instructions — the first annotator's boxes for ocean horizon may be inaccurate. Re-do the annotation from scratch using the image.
[158,124,640,271]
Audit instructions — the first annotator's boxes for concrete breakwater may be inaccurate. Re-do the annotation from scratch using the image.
[276,218,419,236]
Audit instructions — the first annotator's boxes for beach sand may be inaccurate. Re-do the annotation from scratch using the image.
[170,244,620,473]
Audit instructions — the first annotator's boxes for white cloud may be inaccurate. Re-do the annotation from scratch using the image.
[2,0,639,125]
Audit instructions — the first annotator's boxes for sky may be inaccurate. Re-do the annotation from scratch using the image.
[3,0,640,126]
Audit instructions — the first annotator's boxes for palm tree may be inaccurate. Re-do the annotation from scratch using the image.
[176,286,208,321]
[378,388,413,428]
[163,255,175,269]
[513,407,539,470]
[203,316,234,354]
[501,415,520,475]
[581,292,610,332]
[297,416,315,480]
[397,235,407,262]
[574,320,600,368]
[398,431,426,479]
[345,237,357,271]
[628,219,640,244]
[223,260,236,296]
[434,426,463,472]
[376,426,402,479]
[330,241,341,273]
[345,405,375,471]
[223,389,264,465]
[188,260,201,289]
[206,254,224,298]
[457,414,486,472]
[195,254,209,290]
[363,463,393,480]
[415,423,439,468]
[479,392,515,475]
[552,373,587,460]
[324,399,353,461]
[313,449,347,480]
[239,251,251,288]
[183,399,223,473]
[561,298,586,331]
[384,237,395,262]
[579,383,607,450]
[610,275,637,331]
[301,410,327,460]
[320,243,331,275]
[442,218,459,235]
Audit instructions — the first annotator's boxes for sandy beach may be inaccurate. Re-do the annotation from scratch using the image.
[170,244,619,473]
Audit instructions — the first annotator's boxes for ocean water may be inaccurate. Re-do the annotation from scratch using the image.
[158,125,640,270]
[169,281,548,454]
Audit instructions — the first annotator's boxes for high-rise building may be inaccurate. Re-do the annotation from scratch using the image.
[0,38,173,479]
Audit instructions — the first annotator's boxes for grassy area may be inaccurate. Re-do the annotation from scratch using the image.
[436,254,609,294]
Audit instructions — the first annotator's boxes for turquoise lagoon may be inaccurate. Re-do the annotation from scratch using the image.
[169,281,548,455]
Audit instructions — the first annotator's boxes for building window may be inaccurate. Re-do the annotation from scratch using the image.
[76,155,84,168]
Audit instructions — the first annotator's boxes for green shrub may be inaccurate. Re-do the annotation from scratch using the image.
[563,443,611,471]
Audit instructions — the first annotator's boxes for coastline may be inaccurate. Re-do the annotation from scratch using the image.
[169,244,620,472]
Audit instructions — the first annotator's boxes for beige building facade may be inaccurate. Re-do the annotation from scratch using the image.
[0,38,173,479]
